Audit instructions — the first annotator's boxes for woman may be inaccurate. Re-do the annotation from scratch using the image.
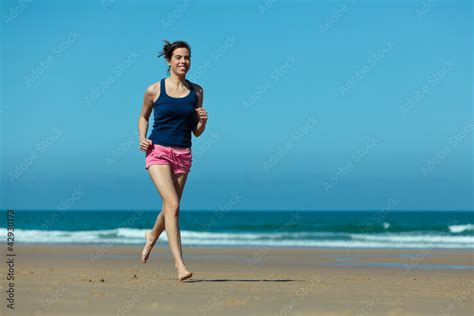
[137,40,208,281]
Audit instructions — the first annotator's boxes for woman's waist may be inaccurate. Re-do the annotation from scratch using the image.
[148,137,192,150]
[156,143,190,150]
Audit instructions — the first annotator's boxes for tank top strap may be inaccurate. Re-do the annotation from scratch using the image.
[186,79,194,92]
[160,78,166,96]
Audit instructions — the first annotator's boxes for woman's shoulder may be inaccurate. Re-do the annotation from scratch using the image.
[146,80,161,93]
[188,80,204,108]
[188,80,203,94]
[145,80,161,103]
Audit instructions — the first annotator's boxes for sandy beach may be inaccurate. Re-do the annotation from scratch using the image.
[1,244,473,315]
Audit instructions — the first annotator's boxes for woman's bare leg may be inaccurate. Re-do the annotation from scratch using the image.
[172,173,188,264]
[142,211,165,263]
[142,173,188,266]
[144,165,192,280]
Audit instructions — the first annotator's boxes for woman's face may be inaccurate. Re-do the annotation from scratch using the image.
[168,47,191,75]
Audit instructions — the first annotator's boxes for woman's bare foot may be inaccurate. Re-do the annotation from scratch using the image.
[141,230,158,263]
[176,263,192,281]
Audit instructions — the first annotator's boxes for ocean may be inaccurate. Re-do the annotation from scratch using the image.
[2,210,473,249]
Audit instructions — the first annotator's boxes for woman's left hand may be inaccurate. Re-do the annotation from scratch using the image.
[195,107,208,124]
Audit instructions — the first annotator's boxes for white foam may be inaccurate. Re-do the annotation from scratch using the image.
[1,228,473,249]
[449,224,474,234]
[350,233,474,243]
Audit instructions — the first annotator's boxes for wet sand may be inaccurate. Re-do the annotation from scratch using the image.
[1,244,473,315]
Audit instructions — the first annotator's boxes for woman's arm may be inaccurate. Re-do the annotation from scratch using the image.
[138,84,158,150]
[193,84,207,137]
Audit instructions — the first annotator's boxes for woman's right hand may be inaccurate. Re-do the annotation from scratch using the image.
[139,138,153,152]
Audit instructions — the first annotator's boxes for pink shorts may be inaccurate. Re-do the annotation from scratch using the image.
[145,144,192,175]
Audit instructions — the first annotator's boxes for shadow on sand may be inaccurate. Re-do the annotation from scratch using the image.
[183,278,301,283]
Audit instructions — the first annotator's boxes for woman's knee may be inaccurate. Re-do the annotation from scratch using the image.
[163,200,180,217]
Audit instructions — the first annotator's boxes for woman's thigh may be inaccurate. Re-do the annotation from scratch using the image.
[147,164,180,205]
[173,173,189,201]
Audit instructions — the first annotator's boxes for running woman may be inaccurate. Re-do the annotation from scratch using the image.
[138,40,208,281]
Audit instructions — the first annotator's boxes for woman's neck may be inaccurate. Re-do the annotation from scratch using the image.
[167,74,187,88]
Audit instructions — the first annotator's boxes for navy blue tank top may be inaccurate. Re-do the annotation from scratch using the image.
[148,78,199,148]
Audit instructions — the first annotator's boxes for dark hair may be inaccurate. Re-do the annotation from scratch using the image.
[158,40,191,75]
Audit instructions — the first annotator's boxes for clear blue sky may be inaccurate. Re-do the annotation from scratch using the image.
[1,0,472,211]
